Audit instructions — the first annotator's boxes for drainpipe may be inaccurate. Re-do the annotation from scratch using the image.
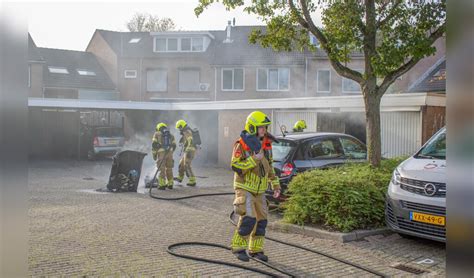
[139,58,143,101]
[214,67,217,101]
[304,57,308,97]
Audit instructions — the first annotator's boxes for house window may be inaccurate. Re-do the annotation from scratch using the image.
[155,38,167,51]
[342,69,362,93]
[179,69,200,92]
[77,69,96,76]
[129,38,141,43]
[124,70,137,79]
[181,38,191,51]
[154,37,205,52]
[257,68,289,91]
[147,69,167,92]
[167,38,178,51]
[222,68,244,91]
[317,70,330,93]
[342,78,361,93]
[48,67,69,74]
[191,37,204,51]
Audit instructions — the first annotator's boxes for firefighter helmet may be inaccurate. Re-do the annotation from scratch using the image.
[294,120,307,130]
[175,119,187,130]
[156,122,168,131]
[245,111,271,135]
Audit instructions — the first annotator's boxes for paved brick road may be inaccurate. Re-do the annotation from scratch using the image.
[29,160,445,277]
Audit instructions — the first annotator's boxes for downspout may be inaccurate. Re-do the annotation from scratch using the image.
[214,67,217,101]
[139,58,143,101]
[304,57,308,97]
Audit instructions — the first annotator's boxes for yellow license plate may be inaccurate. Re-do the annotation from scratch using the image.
[410,212,445,226]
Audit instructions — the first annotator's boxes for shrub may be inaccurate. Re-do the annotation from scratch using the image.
[282,157,406,232]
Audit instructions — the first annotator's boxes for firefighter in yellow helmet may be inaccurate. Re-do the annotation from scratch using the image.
[174,119,197,186]
[293,120,307,132]
[152,123,176,190]
[230,111,281,262]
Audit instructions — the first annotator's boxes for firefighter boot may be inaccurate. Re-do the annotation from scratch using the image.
[158,177,167,190]
[174,176,184,183]
[233,250,249,262]
[186,176,196,186]
[249,252,268,262]
[167,180,174,189]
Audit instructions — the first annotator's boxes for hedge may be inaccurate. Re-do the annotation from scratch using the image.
[282,158,406,232]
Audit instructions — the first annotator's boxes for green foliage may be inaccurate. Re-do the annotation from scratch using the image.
[283,157,406,232]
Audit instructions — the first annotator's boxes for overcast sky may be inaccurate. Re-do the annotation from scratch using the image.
[26,1,267,51]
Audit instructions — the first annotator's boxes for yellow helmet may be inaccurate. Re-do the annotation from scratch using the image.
[294,120,307,130]
[156,122,167,131]
[175,119,187,130]
[245,111,271,135]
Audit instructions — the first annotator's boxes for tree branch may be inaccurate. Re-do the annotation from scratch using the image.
[294,0,364,83]
[376,0,402,28]
[378,23,446,94]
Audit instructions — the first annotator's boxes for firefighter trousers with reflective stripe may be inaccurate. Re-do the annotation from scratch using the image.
[178,150,195,181]
[157,150,174,187]
[231,188,268,253]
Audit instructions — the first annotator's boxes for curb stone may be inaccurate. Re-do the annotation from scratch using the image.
[268,221,392,242]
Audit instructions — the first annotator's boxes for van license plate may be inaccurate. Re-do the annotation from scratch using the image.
[410,212,445,226]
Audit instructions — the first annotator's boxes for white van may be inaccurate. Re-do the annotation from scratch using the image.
[386,127,446,242]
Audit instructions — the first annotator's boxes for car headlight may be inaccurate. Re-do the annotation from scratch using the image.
[391,168,401,186]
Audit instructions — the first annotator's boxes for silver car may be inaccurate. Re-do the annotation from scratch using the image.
[87,126,125,160]
[386,127,446,242]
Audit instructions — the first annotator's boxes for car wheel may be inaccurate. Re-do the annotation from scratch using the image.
[87,151,96,161]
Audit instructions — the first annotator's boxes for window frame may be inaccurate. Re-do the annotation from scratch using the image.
[221,68,245,91]
[124,70,137,79]
[256,67,290,91]
[338,136,367,160]
[178,68,201,92]
[303,137,345,160]
[342,69,363,94]
[146,68,168,92]
[317,69,331,93]
[153,37,206,53]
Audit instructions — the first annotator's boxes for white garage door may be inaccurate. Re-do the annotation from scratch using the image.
[381,111,422,158]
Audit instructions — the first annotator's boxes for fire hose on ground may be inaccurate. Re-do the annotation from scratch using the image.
[147,163,388,278]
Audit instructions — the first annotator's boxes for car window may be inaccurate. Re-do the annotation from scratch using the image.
[415,129,446,160]
[339,137,367,159]
[306,138,344,159]
[272,140,296,162]
[95,128,124,137]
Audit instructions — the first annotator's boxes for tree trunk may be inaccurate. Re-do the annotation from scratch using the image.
[363,92,382,167]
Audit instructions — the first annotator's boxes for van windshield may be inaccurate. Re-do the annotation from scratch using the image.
[415,129,446,160]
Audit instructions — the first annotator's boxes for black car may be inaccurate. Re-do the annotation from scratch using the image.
[266,132,367,202]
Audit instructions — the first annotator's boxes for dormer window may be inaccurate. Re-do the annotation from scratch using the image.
[129,38,141,43]
[153,37,206,52]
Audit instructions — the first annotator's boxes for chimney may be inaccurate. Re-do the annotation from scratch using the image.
[223,20,233,43]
